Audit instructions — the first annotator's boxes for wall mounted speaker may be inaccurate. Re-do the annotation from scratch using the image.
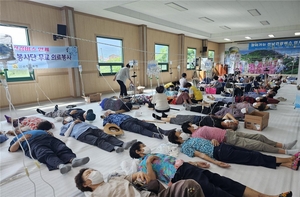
[53,24,67,41]
[202,46,208,52]
[57,24,67,36]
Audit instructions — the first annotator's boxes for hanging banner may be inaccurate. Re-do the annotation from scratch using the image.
[248,39,300,50]
[6,45,79,70]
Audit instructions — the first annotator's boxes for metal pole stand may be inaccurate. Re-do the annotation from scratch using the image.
[130,71,138,104]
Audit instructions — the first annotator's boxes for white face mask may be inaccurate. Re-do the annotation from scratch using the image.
[142,146,151,154]
[180,132,190,141]
[64,116,73,123]
[192,124,198,130]
[224,120,234,123]
[241,108,247,114]
[88,170,104,185]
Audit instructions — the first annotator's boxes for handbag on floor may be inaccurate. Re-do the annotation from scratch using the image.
[205,87,216,94]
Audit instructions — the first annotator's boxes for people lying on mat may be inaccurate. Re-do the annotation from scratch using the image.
[207,94,256,104]
[4,115,55,135]
[8,121,90,174]
[243,92,281,104]
[60,117,136,153]
[74,166,205,197]
[253,101,277,111]
[100,97,139,113]
[184,82,203,103]
[183,100,227,114]
[167,130,300,170]
[181,122,298,155]
[213,102,257,120]
[147,85,170,113]
[101,110,176,139]
[221,85,244,97]
[36,105,96,122]
[171,161,293,197]
[129,142,294,197]
[129,141,210,184]
[152,112,239,130]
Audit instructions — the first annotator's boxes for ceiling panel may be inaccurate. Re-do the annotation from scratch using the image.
[29,0,300,43]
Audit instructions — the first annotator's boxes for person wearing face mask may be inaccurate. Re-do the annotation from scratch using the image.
[168,130,300,171]
[129,141,210,184]
[74,159,205,197]
[152,112,239,130]
[9,127,90,174]
[60,117,137,153]
[129,143,294,197]
[181,122,298,155]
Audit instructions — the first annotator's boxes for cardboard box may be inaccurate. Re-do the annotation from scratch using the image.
[244,111,269,131]
[83,93,102,103]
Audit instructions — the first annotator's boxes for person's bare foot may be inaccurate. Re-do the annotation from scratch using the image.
[207,95,213,100]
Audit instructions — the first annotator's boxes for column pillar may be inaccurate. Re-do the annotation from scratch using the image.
[61,6,81,97]
[139,25,148,86]
[178,34,185,80]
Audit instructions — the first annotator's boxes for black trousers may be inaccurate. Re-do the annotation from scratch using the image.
[172,162,246,197]
[213,143,277,169]
[29,135,76,171]
[120,118,159,137]
[117,80,127,96]
[77,128,123,152]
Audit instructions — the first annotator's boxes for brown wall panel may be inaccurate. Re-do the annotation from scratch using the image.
[0,2,220,108]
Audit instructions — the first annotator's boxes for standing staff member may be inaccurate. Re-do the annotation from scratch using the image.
[113,63,133,98]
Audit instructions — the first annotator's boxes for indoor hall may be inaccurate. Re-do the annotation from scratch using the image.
[1,1,300,197]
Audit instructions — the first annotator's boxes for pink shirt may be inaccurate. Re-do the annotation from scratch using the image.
[192,126,226,142]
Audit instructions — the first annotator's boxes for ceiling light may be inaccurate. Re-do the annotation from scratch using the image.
[219,26,231,30]
[224,38,231,41]
[165,2,188,11]
[245,36,251,39]
[248,9,261,16]
[295,32,300,36]
[260,21,270,25]
[199,17,214,23]
[268,34,275,38]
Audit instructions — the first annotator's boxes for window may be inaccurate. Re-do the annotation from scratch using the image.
[0,24,32,82]
[187,48,196,70]
[155,44,169,72]
[96,37,123,75]
[208,50,215,62]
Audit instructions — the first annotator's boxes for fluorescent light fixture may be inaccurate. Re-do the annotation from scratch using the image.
[219,26,231,30]
[248,9,261,16]
[199,17,214,23]
[260,21,270,25]
[224,38,231,41]
[268,34,275,38]
[245,36,252,39]
[295,32,300,36]
[165,2,188,11]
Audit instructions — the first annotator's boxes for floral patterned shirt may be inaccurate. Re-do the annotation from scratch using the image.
[21,117,44,130]
[181,138,214,158]
[138,153,176,184]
